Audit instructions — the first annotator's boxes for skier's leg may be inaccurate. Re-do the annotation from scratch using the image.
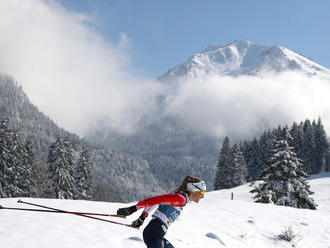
[144,240,162,248]
[161,238,175,248]
[143,219,167,248]
[146,238,174,248]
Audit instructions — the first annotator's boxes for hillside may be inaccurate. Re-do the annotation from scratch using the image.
[0,74,81,155]
[0,74,163,202]
[1,173,329,248]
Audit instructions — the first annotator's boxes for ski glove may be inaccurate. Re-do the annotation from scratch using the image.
[117,205,137,216]
[131,211,148,228]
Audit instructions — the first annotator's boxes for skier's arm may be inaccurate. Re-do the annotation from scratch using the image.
[136,193,187,209]
[116,193,186,217]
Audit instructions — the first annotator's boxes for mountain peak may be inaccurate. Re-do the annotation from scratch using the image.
[159,41,330,82]
[202,40,253,53]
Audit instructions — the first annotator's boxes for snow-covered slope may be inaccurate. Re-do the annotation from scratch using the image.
[160,40,330,83]
[1,173,330,248]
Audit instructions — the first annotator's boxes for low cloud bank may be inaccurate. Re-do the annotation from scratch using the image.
[164,72,330,138]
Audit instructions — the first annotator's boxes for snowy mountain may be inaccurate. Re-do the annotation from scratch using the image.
[159,40,330,83]
[1,173,330,248]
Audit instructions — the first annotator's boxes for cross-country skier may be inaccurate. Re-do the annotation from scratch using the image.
[116,175,206,248]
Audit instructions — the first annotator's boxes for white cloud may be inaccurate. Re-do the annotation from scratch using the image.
[0,0,164,135]
[163,71,330,138]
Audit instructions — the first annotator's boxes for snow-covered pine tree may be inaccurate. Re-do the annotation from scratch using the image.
[313,118,329,172]
[9,131,36,197]
[5,131,24,197]
[303,120,317,174]
[250,127,317,209]
[74,143,93,200]
[289,122,304,157]
[214,137,233,190]
[23,138,37,196]
[0,115,10,197]
[230,144,248,187]
[0,115,17,197]
[243,138,263,181]
[259,130,275,172]
[0,115,36,197]
[48,136,75,199]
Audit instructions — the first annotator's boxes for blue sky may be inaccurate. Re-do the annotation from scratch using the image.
[58,0,330,77]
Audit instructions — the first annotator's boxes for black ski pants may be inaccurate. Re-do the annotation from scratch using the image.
[143,218,175,248]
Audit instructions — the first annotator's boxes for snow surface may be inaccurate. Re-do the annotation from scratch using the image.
[1,173,330,248]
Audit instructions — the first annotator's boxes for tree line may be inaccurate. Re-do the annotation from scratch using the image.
[214,118,329,210]
[0,115,93,200]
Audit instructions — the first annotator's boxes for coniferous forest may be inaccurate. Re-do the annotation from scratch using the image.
[213,119,329,209]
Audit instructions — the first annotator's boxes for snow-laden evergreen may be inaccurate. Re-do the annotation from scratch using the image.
[214,136,232,190]
[75,143,93,200]
[214,138,248,190]
[313,118,329,172]
[242,138,263,181]
[48,136,76,199]
[302,120,317,174]
[231,144,248,187]
[290,118,329,174]
[251,128,317,209]
[10,133,36,197]
[0,115,36,197]
[0,115,9,197]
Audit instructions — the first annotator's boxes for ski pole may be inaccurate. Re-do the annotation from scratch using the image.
[1,205,137,229]
[16,200,136,229]
[17,200,116,217]
[0,205,109,216]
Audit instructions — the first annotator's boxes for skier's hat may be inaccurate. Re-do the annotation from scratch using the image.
[187,181,206,194]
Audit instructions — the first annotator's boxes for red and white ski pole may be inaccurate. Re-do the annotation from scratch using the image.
[0,200,137,229]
